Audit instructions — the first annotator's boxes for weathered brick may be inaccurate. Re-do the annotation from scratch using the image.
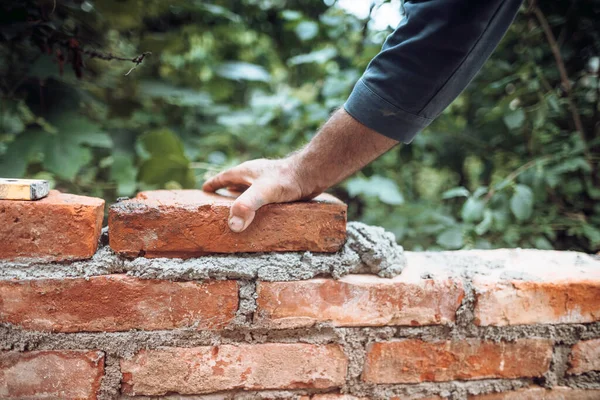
[474,280,600,326]
[307,396,441,400]
[468,249,600,326]
[120,344,348,395]
[468,386,600,399]
[109,190,346,257]
[0,190,104,261]
[309,395,368,400]
[0,275,238,332]
[0,350,104,399]
[568,339,600,375]
[256,275,464,328]
[362,339,552,384]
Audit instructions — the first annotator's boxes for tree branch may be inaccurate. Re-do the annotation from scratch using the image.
[529,1,592,170]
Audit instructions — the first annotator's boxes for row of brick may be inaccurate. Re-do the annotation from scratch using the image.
[2,345,599,399]
[1,274,599,331]
[303,389,600,400]
[0,189,347,261]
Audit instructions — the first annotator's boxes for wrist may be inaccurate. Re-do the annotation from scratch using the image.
[286,151,327,199]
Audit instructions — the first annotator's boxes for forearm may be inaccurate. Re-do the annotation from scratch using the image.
[290,108,398,197]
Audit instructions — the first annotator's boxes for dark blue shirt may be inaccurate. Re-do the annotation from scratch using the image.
[344,0,523,143]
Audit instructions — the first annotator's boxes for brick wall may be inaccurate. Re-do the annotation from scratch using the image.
[1,190,599,400]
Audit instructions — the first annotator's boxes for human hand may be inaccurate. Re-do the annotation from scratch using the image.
[202,158,315,233]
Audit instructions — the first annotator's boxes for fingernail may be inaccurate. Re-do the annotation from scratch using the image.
[229,216,245,232]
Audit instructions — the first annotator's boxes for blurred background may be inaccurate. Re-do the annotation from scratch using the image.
[0,0,599,252]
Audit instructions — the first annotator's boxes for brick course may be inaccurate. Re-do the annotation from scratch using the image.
[120,344,348,395]
[363,339,553,384]
[469,386,600,399]
[0,190,104,261]
[474,279,600,326]
[568,338,600,375]
[0,350,104,399]
[256,274,464,328]
[0,275,238,332]
[109,190,346,257]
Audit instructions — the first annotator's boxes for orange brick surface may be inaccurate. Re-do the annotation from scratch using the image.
[120,344,348,395]
[568,338,600,375]
[0,350,104,399]
[0,275,238,332]
[469,386,600,399]
[109,190,347,257]
[362,339,552,384]
[256,275,464,328]
[0,190,104,261]
[473,279,600,326]
[304,395,442,400]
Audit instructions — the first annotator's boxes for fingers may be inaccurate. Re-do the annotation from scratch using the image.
[202,166,252,193]
[228,183,269,232]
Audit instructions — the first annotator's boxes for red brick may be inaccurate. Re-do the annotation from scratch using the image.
[457,249,600,326]
[362,339,552,384]
[568,339,600,375]
[0,190,104,261]
[120,344,348,395]
[309,396,441,400]
[468,386,600,399]
[0,275,238,332]
[256,275,464,328]
[310,396,368,400]
[473,279,600,326]
[0,350,104,399]
[108,190,346,257]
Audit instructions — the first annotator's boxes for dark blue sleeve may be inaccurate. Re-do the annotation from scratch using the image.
[344,0,523,143]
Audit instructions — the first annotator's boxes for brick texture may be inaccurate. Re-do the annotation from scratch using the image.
[302,395,442,400]
[0,275,238,332]
[469,386,600,399]
[108,190,346,257]
[568,338,600,375]
[473,279,600,326]
[0,190,104,261]
[362,339,552,384]
[0,350,104,399]
[120,344,348,395]
[256,275,464,328]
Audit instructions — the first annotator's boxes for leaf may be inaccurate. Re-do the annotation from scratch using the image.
[216,62,271,82]
[196,3,241,22]
[281,10,302,20]
[346,175,404,205]
[138,81,213,106]
[510,184,534,221]
[582,225,600,248]
[442,186,470,199]
[461,197,484,222]
[288,48,337,65]
[0,130,45,178]
[475,210,493,235]
[138,155,195,188]
[1,112,25,134]
[110,153,137,196]
[436,227,464,249]
[295,21,319,41]
[139,129,186,157]
[39,114,112,180]
[534,236,553,250]
[503,109,525,130]
[137,129,195,188]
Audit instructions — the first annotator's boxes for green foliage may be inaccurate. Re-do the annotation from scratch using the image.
[0,0,598,252]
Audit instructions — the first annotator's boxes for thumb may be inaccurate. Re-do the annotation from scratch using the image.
[228,183,269,232]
